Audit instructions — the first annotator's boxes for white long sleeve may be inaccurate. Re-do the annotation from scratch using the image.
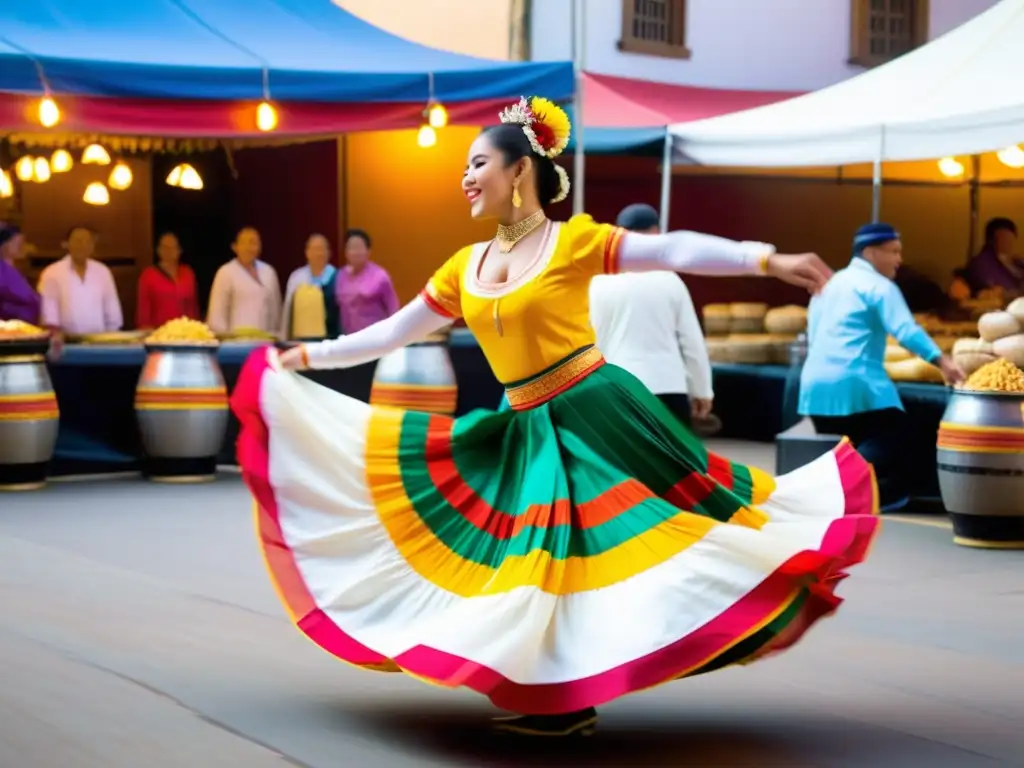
[303,296,450,370]
[673,280,714,399]
[618,230,775,276]
[205,268,231,334]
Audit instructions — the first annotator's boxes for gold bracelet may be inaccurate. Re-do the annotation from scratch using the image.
[757,250,771,275]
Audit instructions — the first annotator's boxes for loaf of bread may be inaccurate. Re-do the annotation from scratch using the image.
[884,345,913,363]
[991,333,1024,368]
[1007,297,1024,326]
[725,334,772,364]
[702,304,732,336]
[764,305,807,335]
[884,357,944,383]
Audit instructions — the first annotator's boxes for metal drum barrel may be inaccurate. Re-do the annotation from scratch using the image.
[936,390,1024,549]
[370,331,458,415]
[0,340,59,491]
[135,343,229,482]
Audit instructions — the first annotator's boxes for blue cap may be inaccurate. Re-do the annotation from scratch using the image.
[853,222,899,255]
[616,203,660,232]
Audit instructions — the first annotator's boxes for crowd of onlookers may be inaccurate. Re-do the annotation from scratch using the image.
[0,223,400,341]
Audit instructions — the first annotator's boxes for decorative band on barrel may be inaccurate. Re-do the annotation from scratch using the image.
[937,421,1024,454]
[504,345,605,411]
[370,383,458,415]
[134,386,228,411]
[0,391,59,421]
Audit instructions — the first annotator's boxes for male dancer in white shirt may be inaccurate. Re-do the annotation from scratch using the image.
[590,204,713,427]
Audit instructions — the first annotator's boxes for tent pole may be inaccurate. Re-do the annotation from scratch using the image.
[871,126,885,222]
[967,154,981,258]
[659,129,672,233]
[571,0,586,215]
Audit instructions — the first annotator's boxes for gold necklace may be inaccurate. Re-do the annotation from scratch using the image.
[495,210,547,253]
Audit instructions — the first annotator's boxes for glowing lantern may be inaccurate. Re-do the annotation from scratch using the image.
[0,170,13,199]
[937,157,964,178]
[256,101,278,132]
[83,182,111,206]
[51,149,73,173]
[109,162,133,191]
[166,163,203,190]
[32,157,51,183]
[427,103,448,129]
[996,145,1024,169]
[81,144,111,165]
[38,97,60,128]
[14,157,35,182]
[417,125,437,148]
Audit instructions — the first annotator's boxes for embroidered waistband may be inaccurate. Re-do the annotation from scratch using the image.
[504,346,605,411]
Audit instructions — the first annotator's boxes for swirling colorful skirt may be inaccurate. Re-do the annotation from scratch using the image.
[231,346,879,715]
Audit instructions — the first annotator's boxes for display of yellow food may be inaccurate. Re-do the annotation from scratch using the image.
[145,316,217,344]
[0,319,46,339]
[221,326,276,340]
[962,358,1024,393]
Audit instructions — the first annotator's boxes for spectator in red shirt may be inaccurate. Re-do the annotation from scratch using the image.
[136,232,199,329]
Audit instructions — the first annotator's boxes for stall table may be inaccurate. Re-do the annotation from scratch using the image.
[48,334,502,476]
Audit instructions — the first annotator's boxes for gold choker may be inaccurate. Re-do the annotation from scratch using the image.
[495,210,547,253]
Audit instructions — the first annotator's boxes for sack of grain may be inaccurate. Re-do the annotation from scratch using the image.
[702,304,732,336]
[764,305,807,335]
[729,302,768,334]
[705,337,733,363]
[991,333,1024,368]
[977,311,1021,342]
[1006,296,1024,326]
[884,357,944,383]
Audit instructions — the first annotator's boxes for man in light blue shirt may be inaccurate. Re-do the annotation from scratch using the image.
[798,223,964,510]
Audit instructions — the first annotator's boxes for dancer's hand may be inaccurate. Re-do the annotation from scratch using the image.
[690,397,713,420]
[278,346,308,371]
[766,252,833,295]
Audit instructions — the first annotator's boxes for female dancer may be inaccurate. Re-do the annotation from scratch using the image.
[232,97,879,738]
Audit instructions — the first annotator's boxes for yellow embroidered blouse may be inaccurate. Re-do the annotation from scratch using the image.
[420,214,625,384]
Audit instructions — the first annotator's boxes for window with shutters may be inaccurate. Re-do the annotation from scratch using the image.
[850,0,929,67]
[618,0,690,60]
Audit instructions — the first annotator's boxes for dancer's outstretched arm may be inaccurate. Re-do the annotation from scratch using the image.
[618,230,833,294]
[282,298,448,370]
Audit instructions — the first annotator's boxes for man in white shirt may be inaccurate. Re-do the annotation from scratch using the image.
[38,225,123,335]
[206,227,283,335]
[590,204,713,427]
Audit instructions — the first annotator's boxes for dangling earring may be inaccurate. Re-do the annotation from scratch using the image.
[512,177,522,209]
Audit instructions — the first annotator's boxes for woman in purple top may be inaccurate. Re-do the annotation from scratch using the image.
[334,229,399,334]
[963,217,1024,297]
[0,224,41,323]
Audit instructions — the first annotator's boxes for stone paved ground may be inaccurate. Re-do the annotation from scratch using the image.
[0,440,1021,767]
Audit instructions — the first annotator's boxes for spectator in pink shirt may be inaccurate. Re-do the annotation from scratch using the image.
[334,229,399,334]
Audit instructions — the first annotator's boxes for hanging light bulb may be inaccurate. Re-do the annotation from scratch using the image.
[179,164,203,190]
[256,101,278,132]
[996,145,1024,169]
[83,182,111,206]
[166,163,203,190]
[14,156,35,182]
[81,144,111,165]
[32,157,51,183]
[417,124,437,148]
[38,96,60,128]
[427,102,448,129]
[108,162,133,191]
[51,149,73,173]
[0,170,13,199]
[937,157,964,178]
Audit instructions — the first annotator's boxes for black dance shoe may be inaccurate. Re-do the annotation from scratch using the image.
[492,708,598,737]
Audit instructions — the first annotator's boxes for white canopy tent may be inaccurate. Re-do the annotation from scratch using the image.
[668,0,1024,169]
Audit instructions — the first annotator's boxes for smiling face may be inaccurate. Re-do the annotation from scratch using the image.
[462,132,528,220]
[864,239,903,280]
